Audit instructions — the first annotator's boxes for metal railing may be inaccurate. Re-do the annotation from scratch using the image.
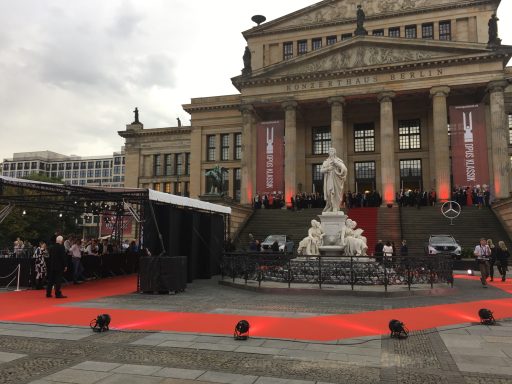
[220,252,454,291]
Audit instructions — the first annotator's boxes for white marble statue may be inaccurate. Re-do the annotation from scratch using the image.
[343,219,368,256]
[320,148,348,213]
[298,219,324,256]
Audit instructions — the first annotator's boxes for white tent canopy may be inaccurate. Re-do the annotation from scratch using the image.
[148,189,231,215]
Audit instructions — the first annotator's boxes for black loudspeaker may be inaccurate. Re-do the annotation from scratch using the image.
[139,256,187,293]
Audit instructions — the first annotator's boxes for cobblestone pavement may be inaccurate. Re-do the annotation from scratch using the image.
[0,276,511,383]
[64,277,510,316]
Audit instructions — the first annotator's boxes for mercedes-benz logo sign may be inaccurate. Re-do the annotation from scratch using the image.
[441,201,461,220]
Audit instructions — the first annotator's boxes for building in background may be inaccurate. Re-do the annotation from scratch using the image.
[120,0,512,205]
[1,149,125,188]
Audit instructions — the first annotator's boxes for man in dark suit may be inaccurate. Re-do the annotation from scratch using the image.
[46,235,68,298]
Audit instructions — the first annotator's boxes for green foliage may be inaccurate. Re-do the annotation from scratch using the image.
[460,247,475,259]
[0,174,79,247]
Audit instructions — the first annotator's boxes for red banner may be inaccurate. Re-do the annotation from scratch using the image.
[449,104,489,187]
[100,215,133,238]
[256,121,285,195]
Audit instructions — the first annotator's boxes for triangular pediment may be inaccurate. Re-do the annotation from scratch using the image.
[245,0,482,35]
[244,37,501,80]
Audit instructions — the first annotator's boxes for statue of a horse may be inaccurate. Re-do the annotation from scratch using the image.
[205,166,226,195]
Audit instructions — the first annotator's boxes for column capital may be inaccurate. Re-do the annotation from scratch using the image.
[239,104,255,114]
[327,96,346,106]
[282,100,298,111]
[377,91,395,103]
[430,86,450,98]
[487,80,508,93]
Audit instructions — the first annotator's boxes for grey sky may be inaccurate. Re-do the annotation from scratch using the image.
[0,0,510,161]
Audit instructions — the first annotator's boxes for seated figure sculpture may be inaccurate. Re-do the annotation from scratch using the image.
[343,219,368,256]
[298,220,324,256]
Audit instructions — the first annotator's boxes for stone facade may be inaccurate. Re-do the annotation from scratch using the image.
[120,0,512,205]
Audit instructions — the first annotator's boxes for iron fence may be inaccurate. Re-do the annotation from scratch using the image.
[220,253,454,291]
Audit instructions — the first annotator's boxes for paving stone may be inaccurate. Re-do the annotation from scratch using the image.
[95,373,163,384]
[254,377,315,384]
[72,361,122,372]
[158,340,195,348]
[112,363,162,375]
[0,351,26,363]
[277,349,329,361]
[260,340,306,350]
[154,367,206,380]
[198,371,257,384]
[188,342,238,352]
[452,354,512,368]
[44,368,112,384]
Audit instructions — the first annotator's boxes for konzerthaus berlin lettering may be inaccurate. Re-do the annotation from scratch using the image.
[119,0,512,206]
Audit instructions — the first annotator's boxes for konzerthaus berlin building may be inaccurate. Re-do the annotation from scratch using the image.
[120,0,512,206]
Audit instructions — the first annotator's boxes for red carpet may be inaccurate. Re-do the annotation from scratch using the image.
[347,207,378,251]
[1,274,511,341]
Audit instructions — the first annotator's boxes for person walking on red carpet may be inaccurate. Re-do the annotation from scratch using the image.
[474,238,491,287]
[496,241,510,282]
[46,235,68,298]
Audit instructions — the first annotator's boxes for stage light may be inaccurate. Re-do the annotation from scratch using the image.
[234,320,250,340]
[22,210,26,216]
[59,213,63,218]
[478,308,496,325]
[90,314,111,332]
[467,269,473,276]
[389,319,408,339]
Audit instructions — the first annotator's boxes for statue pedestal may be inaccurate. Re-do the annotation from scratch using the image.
[318,211,347,257]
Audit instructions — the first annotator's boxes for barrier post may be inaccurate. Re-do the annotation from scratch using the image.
[15,264,21,292]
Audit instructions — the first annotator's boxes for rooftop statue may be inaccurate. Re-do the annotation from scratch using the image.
[242,46,252,76]
[488,14,501,48]
[354,5,368,36]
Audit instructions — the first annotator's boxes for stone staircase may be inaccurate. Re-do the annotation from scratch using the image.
[400,206,511,257]
[376,207,402,254]
[235,208,324,251]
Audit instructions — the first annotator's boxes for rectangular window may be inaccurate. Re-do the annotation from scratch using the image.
[17,163,22,170]
[312,164,323,182]
[80,161,86,169]
[102,160,110,168]
[72,171,79,178]
[312,127,331,155]
[31,162,37,169]
[164,154,172,176]
[341,33,352,40]
[221,134,229,161]
[399,119,421,150]
[508,114,512,145]
[283,42,293,60]
[95,161,101,168]
[175,153,183,176]
[154,154,162,176]
[354,123,375,152]
[233,168,241,202]
[65,162,71,170]
[355,161,376,180]
[114,157,121,165]
[153,183,161,192]
[372,29,384,36]
[164,182,171,194]
[400,159,422,177]
[94,169,101,177]
[80,170,86,178]
[87,161,94,169]
[439,20,451,40]
[73,162,79,170]
[234,133,242,160]
[422,23,434,39]
[405,25,417,39]
[297,40,307,55]
[312,38,322,51]
[65,171,71,179]
[207,135,216,161]
[58,163,64,171]
[114,166,120,175]
[10,163,16,170]
[388,27,400,37]
[87,170,93,178]
[185,153,190,175]
[326,35,337,45]
[102,169,110,177]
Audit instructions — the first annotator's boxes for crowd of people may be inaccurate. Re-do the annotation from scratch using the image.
[396,189,437,207]
[252,190,384,210]
[452,185,491,208]
[474,238,509,286]
[8,234,141,298]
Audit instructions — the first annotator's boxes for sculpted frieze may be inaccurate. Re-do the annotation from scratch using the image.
[278,0,462,27]
[283,46,438,75]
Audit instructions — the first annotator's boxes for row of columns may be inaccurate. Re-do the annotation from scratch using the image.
[239,81,510,205]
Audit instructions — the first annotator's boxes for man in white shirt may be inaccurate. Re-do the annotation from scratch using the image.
[474,238,491,287]
[70,239,84,284]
